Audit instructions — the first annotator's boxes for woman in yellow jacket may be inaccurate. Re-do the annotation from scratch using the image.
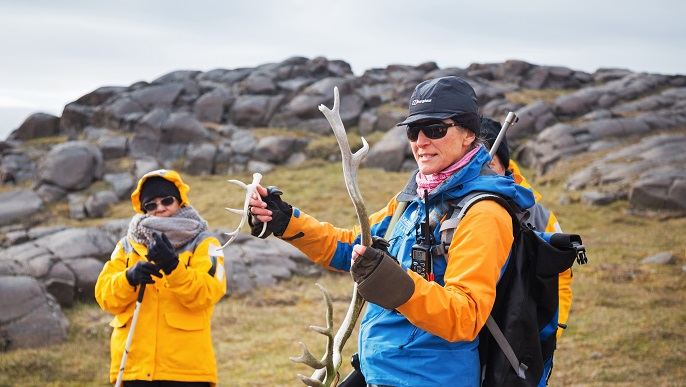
[95,169,226,387]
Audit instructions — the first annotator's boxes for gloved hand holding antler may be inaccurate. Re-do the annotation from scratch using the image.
[248,185,293,238]
[351,245,415,310]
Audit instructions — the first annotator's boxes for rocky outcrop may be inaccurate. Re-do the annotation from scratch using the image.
[0,189,44,226]
[0,226,116,306]
[4,57,684,215]
[34,141,105,202]
[564,133,686,212]
[513,78,686,210]
[0,276,69,351]
[0,58,598,183]
[365,126,414,172]
[11,113,60,141]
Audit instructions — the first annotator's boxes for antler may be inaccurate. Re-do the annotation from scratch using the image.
[289,283,340,387]
[222,172,267,248]
[290,87,370,386]
[322,87,371,246]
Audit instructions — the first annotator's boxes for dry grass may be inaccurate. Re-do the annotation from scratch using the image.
[1,153,686,386]
[212,274,362,386]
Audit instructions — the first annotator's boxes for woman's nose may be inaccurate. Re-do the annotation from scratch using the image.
[415,130,431,145]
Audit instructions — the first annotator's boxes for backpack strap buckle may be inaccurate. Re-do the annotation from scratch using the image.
[431,243,449,257]
[573,240,587,265]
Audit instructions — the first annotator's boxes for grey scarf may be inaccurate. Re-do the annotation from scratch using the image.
[127,206,209,249]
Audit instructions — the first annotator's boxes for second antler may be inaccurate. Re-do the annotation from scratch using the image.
[222,172,267,248]
[290,87,370,386]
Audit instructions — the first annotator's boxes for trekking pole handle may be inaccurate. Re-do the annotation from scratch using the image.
[136,283,146,302]
[489,112,518,158]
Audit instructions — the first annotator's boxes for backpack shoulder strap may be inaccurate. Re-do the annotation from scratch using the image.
[384,201,408,240]
[485,315,528,379]
[433,192,521,257]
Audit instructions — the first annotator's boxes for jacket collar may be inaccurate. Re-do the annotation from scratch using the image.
[396,147,535,209]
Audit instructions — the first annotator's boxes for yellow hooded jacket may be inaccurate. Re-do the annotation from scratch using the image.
[95,169,226,385]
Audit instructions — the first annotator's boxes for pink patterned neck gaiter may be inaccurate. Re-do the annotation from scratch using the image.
[416,145,481,198]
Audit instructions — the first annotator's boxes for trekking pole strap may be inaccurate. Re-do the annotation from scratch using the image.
[485,315,528,380]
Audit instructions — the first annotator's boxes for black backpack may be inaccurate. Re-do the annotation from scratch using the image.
[340,191,587,387]
[436,192,587,386]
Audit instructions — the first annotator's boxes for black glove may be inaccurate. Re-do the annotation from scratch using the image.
[147,232,179,275]
[351,245,415,310]
[371,236,390,254]
[126,261,163,286]
[248,186,293,238]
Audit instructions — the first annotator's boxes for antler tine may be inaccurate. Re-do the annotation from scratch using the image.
[290,283,337,386]
[318,86,371,246]
[290,87,369,386]
[221,172,267,248]
[296,374,325,387]
[291,341,326,369]
[224,208,245,216]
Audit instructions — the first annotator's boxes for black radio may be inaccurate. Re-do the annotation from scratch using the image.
[410,189,434,282]
[410,243,431,279]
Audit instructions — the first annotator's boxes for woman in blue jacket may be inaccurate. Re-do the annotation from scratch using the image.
[250,77,534,386]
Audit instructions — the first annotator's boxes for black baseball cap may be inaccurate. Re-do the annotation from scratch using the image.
[397,76,480,135]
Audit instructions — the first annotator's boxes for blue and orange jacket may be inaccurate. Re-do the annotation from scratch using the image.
[278,147,535,386]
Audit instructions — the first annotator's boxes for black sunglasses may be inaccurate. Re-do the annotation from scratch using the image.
[143,196,176,212]
[406,122,457,142]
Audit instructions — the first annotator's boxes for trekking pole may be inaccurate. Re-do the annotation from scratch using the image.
[115,284,146,387]
[489,112,518,158]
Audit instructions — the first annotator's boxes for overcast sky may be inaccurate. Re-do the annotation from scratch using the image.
[1,0,684,138]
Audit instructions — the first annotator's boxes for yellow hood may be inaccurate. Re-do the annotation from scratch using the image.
[130,169,190,214]
[508,160,542,203]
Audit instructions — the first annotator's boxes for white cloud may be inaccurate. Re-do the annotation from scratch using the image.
[0,95,39,109]
[0,0,684,134]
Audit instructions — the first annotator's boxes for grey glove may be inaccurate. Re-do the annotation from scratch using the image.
[248,186,293,238]
[351,245,415,310]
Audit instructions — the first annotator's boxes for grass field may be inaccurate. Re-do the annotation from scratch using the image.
[0,152,685,386]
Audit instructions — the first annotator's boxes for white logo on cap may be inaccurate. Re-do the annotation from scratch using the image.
[411,99,432,106]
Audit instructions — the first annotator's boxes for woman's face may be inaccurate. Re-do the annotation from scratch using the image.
[410,119,476,175]
[488,154,508,175]
[143,196,180,218]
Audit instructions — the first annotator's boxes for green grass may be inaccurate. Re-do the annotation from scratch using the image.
[1,154,686,386]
